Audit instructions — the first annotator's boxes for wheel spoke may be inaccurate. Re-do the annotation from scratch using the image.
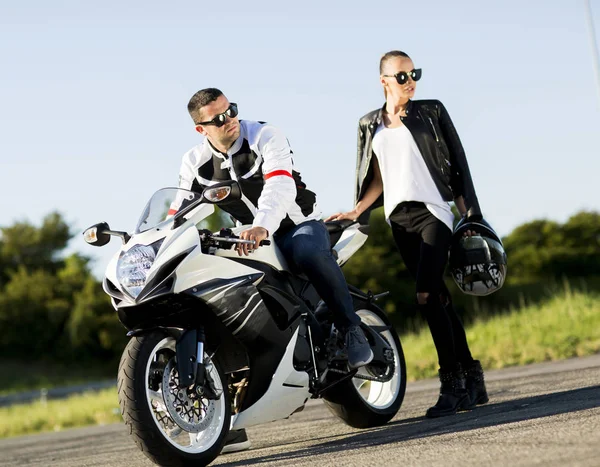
[167,426,182,439]
[189,432,199,447]
[352,309,403,409]
[149,389,166,412]
[143,337,228,454]
[353,378,368,392]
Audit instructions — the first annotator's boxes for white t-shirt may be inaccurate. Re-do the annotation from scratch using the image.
[372,123,454,231]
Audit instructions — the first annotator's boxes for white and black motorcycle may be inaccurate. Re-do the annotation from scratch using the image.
[84,181,406,467]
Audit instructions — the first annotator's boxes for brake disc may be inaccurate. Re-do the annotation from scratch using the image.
[161,358,216,433]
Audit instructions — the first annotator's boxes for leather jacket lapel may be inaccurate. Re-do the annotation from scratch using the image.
[354,99,481,222]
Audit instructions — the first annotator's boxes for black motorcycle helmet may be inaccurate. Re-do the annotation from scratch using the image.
[449,216,507,296]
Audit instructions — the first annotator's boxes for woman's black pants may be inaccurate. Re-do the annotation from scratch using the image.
[389,202,474,371]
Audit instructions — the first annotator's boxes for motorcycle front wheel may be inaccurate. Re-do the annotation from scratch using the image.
[117,331,230,467]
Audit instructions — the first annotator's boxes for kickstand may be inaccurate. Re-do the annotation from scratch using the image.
[314,368,358,397]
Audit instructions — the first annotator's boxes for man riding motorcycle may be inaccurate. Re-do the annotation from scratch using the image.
[179,87,374,452]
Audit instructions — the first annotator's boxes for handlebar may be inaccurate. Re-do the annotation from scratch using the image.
[208,237,271,246]
[198,229,271,250]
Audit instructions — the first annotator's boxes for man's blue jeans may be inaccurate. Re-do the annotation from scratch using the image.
[274,220,360,330]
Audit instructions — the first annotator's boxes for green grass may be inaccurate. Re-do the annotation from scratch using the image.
[0,388,121,438]
[403,289,600,381]
[1,289,599,439]
[0,360,116,396]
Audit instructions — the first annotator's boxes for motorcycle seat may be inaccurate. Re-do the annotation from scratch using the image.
[324,219,355,234]
[324,219,356,248]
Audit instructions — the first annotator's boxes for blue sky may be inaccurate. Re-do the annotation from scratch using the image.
[1,0,599,276]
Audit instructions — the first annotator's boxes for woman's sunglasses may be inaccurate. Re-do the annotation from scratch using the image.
[382,69,422,85]
[196,103,239,127]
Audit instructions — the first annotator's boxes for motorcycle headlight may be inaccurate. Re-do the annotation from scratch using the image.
[117,239,164,299]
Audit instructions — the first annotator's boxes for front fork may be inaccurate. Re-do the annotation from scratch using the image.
[175,327,220,399]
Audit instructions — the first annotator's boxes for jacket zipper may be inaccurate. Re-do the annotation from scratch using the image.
[426,116,452,172]
[364,122,377,177]
[428,117,440,142]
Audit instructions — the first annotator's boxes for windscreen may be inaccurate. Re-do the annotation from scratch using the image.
[134,188,202,233]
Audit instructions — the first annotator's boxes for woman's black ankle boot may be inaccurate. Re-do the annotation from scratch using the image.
[463,360,489,409]
[426,365,470,418]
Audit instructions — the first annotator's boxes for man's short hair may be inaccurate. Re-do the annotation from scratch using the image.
[187,88,223,123]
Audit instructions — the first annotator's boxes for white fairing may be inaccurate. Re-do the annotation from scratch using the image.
[213,225,289,271]
[103,204,223,305]
[104,217,291,306]
[105,211,367,302]
[333,224,369,267]
[99,188,373,432]
[231,327,310,430]
[174,248,264,294]
[211,223,368,272]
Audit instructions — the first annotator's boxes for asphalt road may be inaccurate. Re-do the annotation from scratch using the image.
[1,355,599,467]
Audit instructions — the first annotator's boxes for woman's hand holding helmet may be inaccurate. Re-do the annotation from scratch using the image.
[450,217,508,296]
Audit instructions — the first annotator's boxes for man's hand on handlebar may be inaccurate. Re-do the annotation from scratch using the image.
[237,226,269,256]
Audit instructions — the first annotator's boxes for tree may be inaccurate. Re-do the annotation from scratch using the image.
[67,275,126,359]
[0,207,597,363]
[0,214,122,361]
[0,212,71,286]
[0,267,69,356]
[342,208,600,328]
[341,209,421,328]
[502,211,600,280]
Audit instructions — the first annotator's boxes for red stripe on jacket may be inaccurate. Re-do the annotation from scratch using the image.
[264,170,293,180]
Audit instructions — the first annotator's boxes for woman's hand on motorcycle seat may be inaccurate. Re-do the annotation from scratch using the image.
[325,210,359,222]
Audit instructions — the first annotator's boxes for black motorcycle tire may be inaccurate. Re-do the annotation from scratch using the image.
[117,331,231,467]
[323,300,407,428]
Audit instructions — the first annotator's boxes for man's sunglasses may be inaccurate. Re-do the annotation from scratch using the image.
[196,103,239,127]
[382,68,422,85]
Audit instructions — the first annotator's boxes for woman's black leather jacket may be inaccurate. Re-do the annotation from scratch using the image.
[354,99,481,224]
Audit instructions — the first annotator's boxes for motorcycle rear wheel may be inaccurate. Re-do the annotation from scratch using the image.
[323,302,406,428]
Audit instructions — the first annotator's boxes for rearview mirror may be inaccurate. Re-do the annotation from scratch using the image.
[83,222,130,246]
[202,181,242,204]
[83,222,111,247]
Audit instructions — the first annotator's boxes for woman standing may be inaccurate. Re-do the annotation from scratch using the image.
[327,50,488,418]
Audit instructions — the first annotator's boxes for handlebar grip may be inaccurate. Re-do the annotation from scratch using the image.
[259,240,271,246]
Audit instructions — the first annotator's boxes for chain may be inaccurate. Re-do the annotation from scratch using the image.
[324,330,396,383]
[327,363,395,383]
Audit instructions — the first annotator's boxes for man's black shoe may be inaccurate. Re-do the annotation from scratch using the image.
[221,428,251,454]
[345,325,374,369]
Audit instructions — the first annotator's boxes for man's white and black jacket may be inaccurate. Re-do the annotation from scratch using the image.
[178,120,321,236]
